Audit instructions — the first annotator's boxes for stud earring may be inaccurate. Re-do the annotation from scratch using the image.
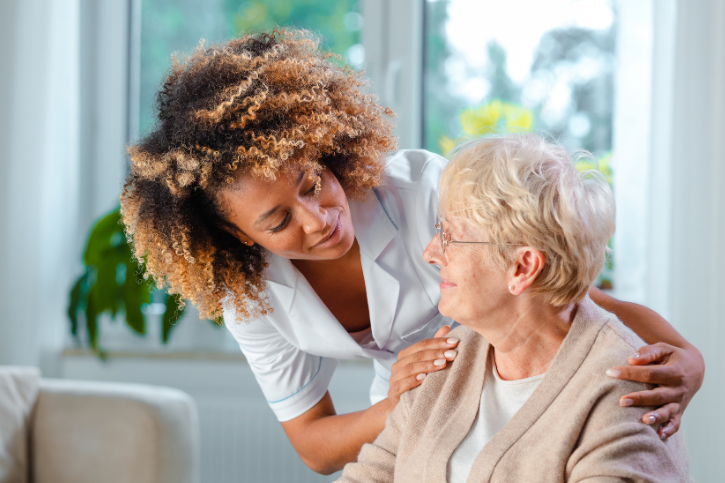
[508,285,515,291]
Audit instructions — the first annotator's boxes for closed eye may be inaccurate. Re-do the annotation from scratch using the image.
[269,212,290,233]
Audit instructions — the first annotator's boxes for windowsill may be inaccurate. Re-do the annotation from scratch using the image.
[61,347,248,362]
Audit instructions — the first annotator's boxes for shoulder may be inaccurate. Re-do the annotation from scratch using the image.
[382,149,449,192]
[571,299,654,429]
[579,298,647,378]
[400,324,484,408]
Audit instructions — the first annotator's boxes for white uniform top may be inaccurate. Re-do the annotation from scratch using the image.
[224,150,452,421]
[447,356,545,483]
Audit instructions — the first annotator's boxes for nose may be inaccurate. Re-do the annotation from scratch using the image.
[423,234,446,266]
[300,201,328,235]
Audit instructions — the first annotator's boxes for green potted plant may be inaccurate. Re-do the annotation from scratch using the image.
[68,206,187,357]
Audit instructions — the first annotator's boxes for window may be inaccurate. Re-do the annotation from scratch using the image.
[424,0,616,288]
[138,0,362,137]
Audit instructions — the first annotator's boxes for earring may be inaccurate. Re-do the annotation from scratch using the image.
[508,285,515,292]
[314,175,322,195]
[245,241,253,247]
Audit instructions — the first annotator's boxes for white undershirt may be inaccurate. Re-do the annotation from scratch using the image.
[446,354,545,483]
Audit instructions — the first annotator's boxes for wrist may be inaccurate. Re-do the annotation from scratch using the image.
[371,396,396,421]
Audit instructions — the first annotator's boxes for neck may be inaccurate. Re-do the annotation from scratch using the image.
[477,297,577,380]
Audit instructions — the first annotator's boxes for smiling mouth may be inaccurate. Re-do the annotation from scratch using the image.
[440,276,457,288]
[312,215,341,248]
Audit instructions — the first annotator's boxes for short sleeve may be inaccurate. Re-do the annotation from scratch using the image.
[224,315,338,422]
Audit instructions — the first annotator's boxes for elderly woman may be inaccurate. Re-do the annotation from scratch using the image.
[337,134,691,483]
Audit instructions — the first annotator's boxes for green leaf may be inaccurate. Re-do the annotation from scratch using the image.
[161,293,186,343]
[83,208,124,267]
[85,288,100,355]
[123,270,147,335]
[67,272,88,338]
[94,258,120,318]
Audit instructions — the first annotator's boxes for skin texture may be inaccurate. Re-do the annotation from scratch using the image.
[217,169,703,474]
[423,215,576,381]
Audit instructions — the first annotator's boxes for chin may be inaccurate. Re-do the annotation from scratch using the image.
[337,228,356,255]
[438,298,456,320]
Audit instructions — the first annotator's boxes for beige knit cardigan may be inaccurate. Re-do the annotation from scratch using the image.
[337,297,691,483]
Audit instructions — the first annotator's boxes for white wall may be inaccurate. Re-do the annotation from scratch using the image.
[666,1,725,480]
[614,0,725,480]
[0,0,129,369]
[0,0,81,367]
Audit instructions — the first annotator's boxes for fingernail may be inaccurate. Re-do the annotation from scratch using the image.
[447,338,459,345]
[434,359,446,366]
[619,398,634,407]
[606,369,620,378]
[645,414,657,424]
[444,350,457,359]
[660,432,667,440]
[416,373,426,381]
[631,352,640,359]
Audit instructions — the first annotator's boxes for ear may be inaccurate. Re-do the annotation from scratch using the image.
[508,247,545,295]
[218,222,255,247]
[232,231,255,247]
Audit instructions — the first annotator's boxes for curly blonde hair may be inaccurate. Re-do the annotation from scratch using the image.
[121,29,397,322]
[440,134,615,306]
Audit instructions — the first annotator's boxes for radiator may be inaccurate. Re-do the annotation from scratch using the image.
[60,353,373,483]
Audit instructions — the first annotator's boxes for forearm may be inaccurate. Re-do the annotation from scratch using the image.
[588,286,693,349]
[282,393,393,474]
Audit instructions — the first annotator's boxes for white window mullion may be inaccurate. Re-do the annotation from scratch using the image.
[362,0,423,149]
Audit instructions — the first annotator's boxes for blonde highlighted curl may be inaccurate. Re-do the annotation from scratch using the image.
[121,29,397,322]
[439,133,615,307]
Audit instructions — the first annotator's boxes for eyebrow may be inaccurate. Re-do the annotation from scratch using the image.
[253,170,307,226]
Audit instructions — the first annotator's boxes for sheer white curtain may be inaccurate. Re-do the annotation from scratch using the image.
[0,0,129,370]
[0,0,81,367]
[613,0,725,480]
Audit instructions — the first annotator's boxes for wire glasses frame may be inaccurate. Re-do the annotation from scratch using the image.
[435,217,523,256]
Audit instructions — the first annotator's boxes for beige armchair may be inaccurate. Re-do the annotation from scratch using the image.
[0,367,199,483]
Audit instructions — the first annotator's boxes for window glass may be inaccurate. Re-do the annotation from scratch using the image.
[424,0,616,287]
[139,0,361,137]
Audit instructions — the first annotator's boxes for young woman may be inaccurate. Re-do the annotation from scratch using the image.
[121,30,704,475]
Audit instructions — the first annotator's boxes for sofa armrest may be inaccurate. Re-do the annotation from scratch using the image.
[30,379,199,483]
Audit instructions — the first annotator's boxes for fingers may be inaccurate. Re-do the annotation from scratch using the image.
[434,325,452,339]
[658,414,681,439]
[641,402,680,426]
[389,338,459,401]
[625,342,675,366]
[392,348,458,379]
[617,386,684,408]
[397,333,459,360]
[388,373,426,402]
[606,363,684,386]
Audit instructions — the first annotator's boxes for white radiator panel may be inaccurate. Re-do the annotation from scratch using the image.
[59,354,373,483]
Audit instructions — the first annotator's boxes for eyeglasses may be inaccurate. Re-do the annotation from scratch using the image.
[435,217,522,257]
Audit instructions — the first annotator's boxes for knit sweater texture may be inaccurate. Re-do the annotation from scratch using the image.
[337,297,691,483]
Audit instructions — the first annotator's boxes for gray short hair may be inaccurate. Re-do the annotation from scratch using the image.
[439,133,615,306]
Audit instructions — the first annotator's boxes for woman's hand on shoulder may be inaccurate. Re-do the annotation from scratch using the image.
[387,325,459,405]
[607,342,705,439]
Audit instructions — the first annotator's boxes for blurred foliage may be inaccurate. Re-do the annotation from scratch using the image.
[575,151,613,186]
[439,99,534,156]
[425,1,615,159]
[68,207,186,358]
[224,0,359,53]
[424,0,467,153]
[140,0,360,137]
